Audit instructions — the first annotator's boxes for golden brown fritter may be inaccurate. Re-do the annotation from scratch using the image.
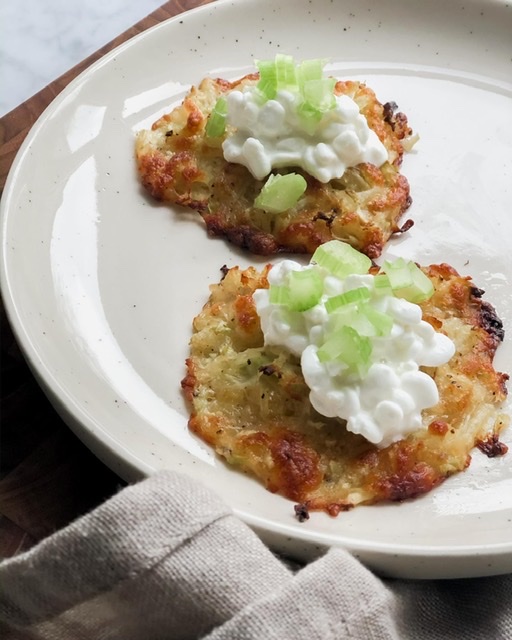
[181,264,509,516]
[136,74,414,258]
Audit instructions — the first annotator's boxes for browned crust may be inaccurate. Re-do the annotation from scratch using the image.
[136,75,414,258]
[181,263,509,515]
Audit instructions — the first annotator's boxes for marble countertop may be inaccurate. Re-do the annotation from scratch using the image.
[0,0,165,117]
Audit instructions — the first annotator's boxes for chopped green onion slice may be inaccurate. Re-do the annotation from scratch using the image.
[254,173,307,213]
[312,240,372,278]
[317,326,372,377]
[381,258,434,303]
[205,97,228,137]
[324,287,371,313]
[287,269,323,311]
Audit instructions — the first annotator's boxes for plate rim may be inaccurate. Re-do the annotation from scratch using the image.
[1,0,511,579]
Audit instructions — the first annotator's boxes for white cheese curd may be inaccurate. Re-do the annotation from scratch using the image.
[253,260,310,356]
[253,260,456,448]
[222,88,388,183]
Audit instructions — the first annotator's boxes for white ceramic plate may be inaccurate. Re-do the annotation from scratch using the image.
[1,0,511,579]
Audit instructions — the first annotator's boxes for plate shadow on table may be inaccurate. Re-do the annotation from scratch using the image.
[0,301,124,559]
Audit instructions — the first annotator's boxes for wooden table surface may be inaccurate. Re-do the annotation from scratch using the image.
[0,0,214,559]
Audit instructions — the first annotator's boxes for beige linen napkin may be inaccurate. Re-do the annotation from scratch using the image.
[0,470,511,639]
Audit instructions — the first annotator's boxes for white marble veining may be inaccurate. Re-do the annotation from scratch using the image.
[0,0,166,117]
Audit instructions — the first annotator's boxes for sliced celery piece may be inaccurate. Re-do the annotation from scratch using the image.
[303,77,336,113]
[382,258,411,289]
[275,53,298,91]
[269,284,291,305]
[317,326,372,377]
[373,273,392,297]
[256,59,277,100]
[254,173,307,213]
[324,287,371,313]
[402,267,434,303]
[298,58,327,86]
[312,240,372,278]
[382,258,434,303]
[296,102,323,134]
[287,269,323,311]
[254,54,336,120]
[359,302,393,336]
[327,305,377,338]
[205,97,228,137]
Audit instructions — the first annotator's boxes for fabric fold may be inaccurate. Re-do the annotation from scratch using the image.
[1,470,511,640]
[0,471,290,639]
[205,548,400,640]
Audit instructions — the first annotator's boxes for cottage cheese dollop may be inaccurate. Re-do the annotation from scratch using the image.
[222,88,388,183]
[253,260,455,448]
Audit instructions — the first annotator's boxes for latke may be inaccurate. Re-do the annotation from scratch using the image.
[136,74,413,258]
[181,264,509,515]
